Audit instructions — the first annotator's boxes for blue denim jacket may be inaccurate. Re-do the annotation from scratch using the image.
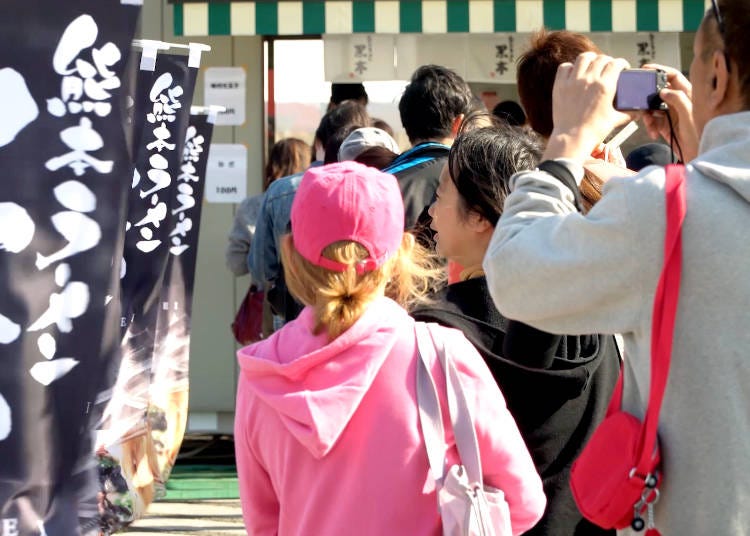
[247,171,304,284]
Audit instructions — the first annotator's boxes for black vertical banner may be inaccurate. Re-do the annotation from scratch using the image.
[121,52,198,327]
[0,1,141,535]
[122,52,156,164]
[95,52,199,533]
[149,113,214,488]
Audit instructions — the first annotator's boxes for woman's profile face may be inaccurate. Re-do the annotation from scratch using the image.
[428,165,475,265]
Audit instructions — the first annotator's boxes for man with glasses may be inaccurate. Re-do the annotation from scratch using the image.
[483,1,750,534]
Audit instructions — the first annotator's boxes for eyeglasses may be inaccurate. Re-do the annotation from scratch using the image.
[710,0,726,38]
[710,0,731,72]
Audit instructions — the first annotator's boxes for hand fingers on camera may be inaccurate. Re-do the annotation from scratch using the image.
[659,88,692,120]
[586,54,616,80]
[575,51,599,76]
[603,57,630,79]
[642,62,673,74]
[642,112,665,140]
[556,61,574,81]
[644,63,691,93]
[665,72,691,95]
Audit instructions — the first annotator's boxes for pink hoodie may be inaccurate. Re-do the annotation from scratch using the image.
[235,297,545,536]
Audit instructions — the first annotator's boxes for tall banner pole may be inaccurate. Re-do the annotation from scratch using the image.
[0,2,142,535]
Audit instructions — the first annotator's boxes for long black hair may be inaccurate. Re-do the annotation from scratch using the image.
[448,117,543,226]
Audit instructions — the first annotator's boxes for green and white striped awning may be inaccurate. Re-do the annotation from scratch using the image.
[174,0,711,36]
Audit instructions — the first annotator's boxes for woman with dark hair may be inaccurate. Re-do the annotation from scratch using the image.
[226,137,313,340]
[226,138,312,277]
[411,122,619,536]
[263,138,312,191]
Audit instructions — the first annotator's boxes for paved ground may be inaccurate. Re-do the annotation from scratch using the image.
[124,499,245,535]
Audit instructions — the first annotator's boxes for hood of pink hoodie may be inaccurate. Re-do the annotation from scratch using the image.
[237,297,410,459]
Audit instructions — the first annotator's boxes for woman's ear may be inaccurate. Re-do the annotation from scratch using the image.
[710,49,730,108]
[468,210,493,234]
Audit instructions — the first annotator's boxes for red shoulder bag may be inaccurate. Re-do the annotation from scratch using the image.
[231,284,265,345]
[569,164,686,536]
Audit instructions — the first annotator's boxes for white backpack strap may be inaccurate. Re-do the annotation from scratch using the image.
[423,322,485,487]
[415,322,447,483]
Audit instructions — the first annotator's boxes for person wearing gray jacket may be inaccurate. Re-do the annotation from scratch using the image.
[483,2,750,535]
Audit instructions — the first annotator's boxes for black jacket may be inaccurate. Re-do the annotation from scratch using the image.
[412,277,619,536]
[383,142,449,230]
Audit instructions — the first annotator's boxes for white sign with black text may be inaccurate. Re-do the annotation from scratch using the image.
[205,143,246,203]
[204,67,246,126]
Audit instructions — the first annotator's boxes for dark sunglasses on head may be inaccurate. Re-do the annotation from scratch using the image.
[711,0,726,37]
[710,0,731,72]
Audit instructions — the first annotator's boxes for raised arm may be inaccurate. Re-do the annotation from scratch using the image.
[484,165,664,336]
[484,53,667,336]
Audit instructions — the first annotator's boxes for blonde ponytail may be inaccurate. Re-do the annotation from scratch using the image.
[280,232,444,341]
[385,233,445,310]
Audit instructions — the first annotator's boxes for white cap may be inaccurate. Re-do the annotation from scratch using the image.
[338,127,400,162]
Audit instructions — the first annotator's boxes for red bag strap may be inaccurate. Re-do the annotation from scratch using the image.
[605,362,623,418]
[634,164,687,474]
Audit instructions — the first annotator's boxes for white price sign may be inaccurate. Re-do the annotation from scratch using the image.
[205,144,247,203]
[204,67,246,126]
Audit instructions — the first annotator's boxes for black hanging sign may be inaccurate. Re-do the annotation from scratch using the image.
[95,52,199,533]
[149,112,215,487]
[0,1,141,534]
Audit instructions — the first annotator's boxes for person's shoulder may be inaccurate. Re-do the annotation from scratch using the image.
[412,285,468,321]
[419,320,477,353]
[385,143,449,175]
[419,321,497,387]
[598,163,669,208]
[264,171,305,200]
[614,162,668,188]
[238,193,263,211]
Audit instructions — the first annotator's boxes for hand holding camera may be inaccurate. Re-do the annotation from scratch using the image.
[545,53,700,165]
[639,63,699,163]
[544,52,632,162]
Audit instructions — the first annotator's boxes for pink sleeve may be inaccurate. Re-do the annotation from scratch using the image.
[234,391,280,535]
[444,329,547,535]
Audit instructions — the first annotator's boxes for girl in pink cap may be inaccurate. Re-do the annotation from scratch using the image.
[234,160,545,536]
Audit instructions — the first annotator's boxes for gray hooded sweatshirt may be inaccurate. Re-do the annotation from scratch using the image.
[483,111,750,535]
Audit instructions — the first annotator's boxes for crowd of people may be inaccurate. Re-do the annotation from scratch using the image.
[226,2,750,534]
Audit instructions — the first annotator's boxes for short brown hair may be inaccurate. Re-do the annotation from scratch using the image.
[517,30,601,138]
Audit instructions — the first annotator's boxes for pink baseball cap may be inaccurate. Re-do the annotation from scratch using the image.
[290,161,404,275]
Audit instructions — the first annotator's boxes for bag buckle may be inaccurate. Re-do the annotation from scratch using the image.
[630,474,660,532]
[628,468,659,489]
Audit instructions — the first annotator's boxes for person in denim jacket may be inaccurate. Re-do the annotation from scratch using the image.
[248,102,369,322]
